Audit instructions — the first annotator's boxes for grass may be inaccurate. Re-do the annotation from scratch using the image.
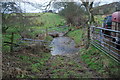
[15,52,52,78]
[79,46,120,77]
[15,53,87,78]
[29,13,66,33]
[67,28,84,45]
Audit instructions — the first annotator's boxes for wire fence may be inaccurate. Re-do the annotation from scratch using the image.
[90,26,120,63]
[19,38,51,46]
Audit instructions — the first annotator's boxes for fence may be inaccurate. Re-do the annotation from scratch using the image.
[90,26,120,63]
[20,38,51,46]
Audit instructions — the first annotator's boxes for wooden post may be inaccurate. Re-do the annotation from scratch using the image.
[86,24,90,49]
[10,32,14,52]
[45,26,48,40]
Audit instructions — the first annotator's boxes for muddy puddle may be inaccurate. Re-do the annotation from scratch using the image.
[50,37,79,56]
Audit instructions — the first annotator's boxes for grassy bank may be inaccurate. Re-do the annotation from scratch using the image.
[67,29,84,45]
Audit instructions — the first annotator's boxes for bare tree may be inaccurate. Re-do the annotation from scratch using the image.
[1,1,35,52]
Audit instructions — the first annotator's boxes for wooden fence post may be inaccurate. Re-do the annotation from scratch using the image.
[10,32,14,52]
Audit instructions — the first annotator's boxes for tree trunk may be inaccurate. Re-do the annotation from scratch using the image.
[84,2,94,49]
[85,7,91,49]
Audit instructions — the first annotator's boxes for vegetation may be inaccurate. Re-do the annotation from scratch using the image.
[2,1,120,79]
[67,28,85,47]
[80,46,120,77]
[93,2,120,15]
[58,2,86,26]
[2,13,65,53]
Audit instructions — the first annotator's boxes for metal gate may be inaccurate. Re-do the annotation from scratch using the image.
[90,26,120,63]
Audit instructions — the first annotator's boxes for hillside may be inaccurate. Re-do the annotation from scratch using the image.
[93,2,120,15]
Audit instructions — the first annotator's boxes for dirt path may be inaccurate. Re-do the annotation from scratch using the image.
[71,54,101,78]
[41,54,101,78]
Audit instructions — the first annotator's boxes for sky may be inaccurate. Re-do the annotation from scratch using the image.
[20,0,120,13]
[27,0,119,4]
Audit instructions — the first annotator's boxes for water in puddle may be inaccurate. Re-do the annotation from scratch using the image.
[50,37,79,56]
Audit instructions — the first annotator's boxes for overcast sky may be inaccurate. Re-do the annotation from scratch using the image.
[21,0,120,13]
[27,0,119,3]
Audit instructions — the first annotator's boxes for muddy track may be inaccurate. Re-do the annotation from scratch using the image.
[43,54,102,78]
[71,54,102,78]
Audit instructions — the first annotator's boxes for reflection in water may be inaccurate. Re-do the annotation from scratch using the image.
[50,37,79,56]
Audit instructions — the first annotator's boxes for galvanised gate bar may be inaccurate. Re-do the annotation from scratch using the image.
[90,26,120,63]
[90,11,120,63]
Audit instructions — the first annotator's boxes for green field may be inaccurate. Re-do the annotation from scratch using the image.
[3,13,67,52]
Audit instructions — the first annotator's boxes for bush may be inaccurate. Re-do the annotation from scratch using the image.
[58,2,87,26]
